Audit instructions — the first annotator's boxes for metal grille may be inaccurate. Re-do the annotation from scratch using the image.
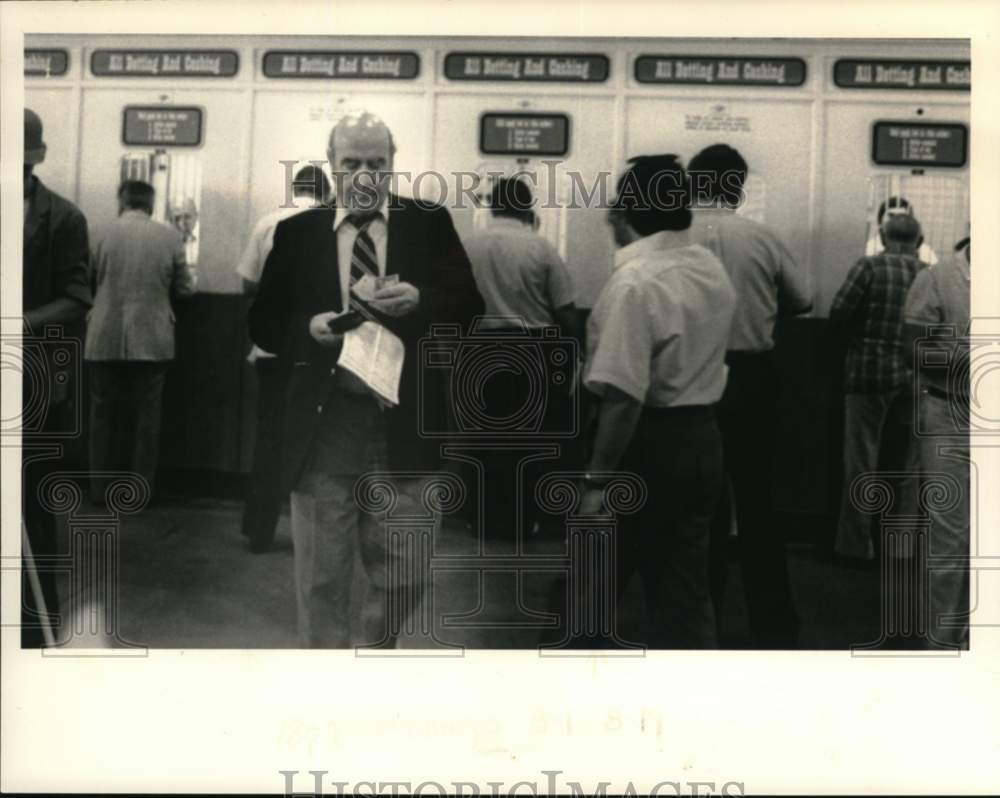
[865,173,969,263]
[119,150,203,264]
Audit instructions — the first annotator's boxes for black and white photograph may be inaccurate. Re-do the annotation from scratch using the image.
[3,1,999,795]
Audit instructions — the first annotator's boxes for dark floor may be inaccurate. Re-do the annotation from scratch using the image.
[47,493,893,651]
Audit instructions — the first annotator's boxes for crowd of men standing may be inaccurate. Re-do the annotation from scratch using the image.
[20,105,971,651]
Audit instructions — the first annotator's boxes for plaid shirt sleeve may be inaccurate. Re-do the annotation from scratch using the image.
[829,258,872,327]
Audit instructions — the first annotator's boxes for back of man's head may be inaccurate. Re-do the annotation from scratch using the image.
[613,154,691,236]
[877,195,911,226]
[292,165,331,202]
[879,212,922,251]
[489,177,535,224]
[688,144,747,208]
[119,180,155,215]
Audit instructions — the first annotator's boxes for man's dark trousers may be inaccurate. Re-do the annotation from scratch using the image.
[710,350,799,648]
[21,400,72,648]
[614,405,724,649]
[88,361,169,502]
[242,357,287,548]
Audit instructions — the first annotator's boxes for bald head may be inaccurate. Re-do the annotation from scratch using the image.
[879,212,922,254]
[326,111,396,212]
[327,111,395,159]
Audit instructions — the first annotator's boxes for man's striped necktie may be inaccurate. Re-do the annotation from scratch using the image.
[347,212,382,322]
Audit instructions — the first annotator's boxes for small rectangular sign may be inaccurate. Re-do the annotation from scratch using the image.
[25,49,69,77]
[835,59,970,90]
[480,113,570,156]
[872,122,967,168]
[92,50,238,77]
[445,53,608,82]
[635,56,806,86]
[123,107,203,146]
[262,51,420,79]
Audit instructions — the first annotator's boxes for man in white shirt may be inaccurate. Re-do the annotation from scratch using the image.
[904,233,971,649]
[688,143,812,648]
[236,165,330,552]
[463,176,577,334]
[462,176,580,539]
[580,154,736,648]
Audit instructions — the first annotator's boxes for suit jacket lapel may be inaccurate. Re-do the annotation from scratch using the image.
[317,202,343,312]
[385,195,406,279]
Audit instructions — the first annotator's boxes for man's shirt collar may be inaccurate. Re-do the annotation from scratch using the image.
[333,197,388,231]
[613,231,672,269]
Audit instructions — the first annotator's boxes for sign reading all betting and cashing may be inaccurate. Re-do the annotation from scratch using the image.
[445,52,609,82]
[634,55,806,86]
[262,51,420,79]
[91,49,239,77]
[835,59,970,90]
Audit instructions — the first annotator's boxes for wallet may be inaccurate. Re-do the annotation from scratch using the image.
[326,311,365,334]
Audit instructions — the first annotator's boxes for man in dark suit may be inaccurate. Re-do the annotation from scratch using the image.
[22,107,93,647]
[248,111,483,648]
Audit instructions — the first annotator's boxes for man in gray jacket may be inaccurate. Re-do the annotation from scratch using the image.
[85,180,197,504]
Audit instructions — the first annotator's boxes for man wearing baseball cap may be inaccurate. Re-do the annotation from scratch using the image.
[22,107,93,647]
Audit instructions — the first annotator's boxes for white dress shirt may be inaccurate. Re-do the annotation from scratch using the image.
[585,232,736,408]
[333,200,388,306]
[236,203,315,360]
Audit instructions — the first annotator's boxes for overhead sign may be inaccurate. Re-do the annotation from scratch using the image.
[872,122,967,168]
[445,53,609,82]
[835,59,970,90]
[122,107,203,146]
[25,49,69,77]
[92,50,239,77]
[635,56,806,86]
[262,51,420,79]
[480,113,570,156]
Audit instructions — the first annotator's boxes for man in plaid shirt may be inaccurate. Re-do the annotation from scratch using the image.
[830,213,928,560]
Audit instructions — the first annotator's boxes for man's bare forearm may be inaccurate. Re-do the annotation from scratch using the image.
[586,386,644,474]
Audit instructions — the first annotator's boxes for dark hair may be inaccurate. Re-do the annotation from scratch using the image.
[489,176,535,224]
[688,144,747,207]
[292,165,331,200]
[877,196,911,225]
[118,180,155,214]
[612,154,691,235]
[881,212,922,246]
